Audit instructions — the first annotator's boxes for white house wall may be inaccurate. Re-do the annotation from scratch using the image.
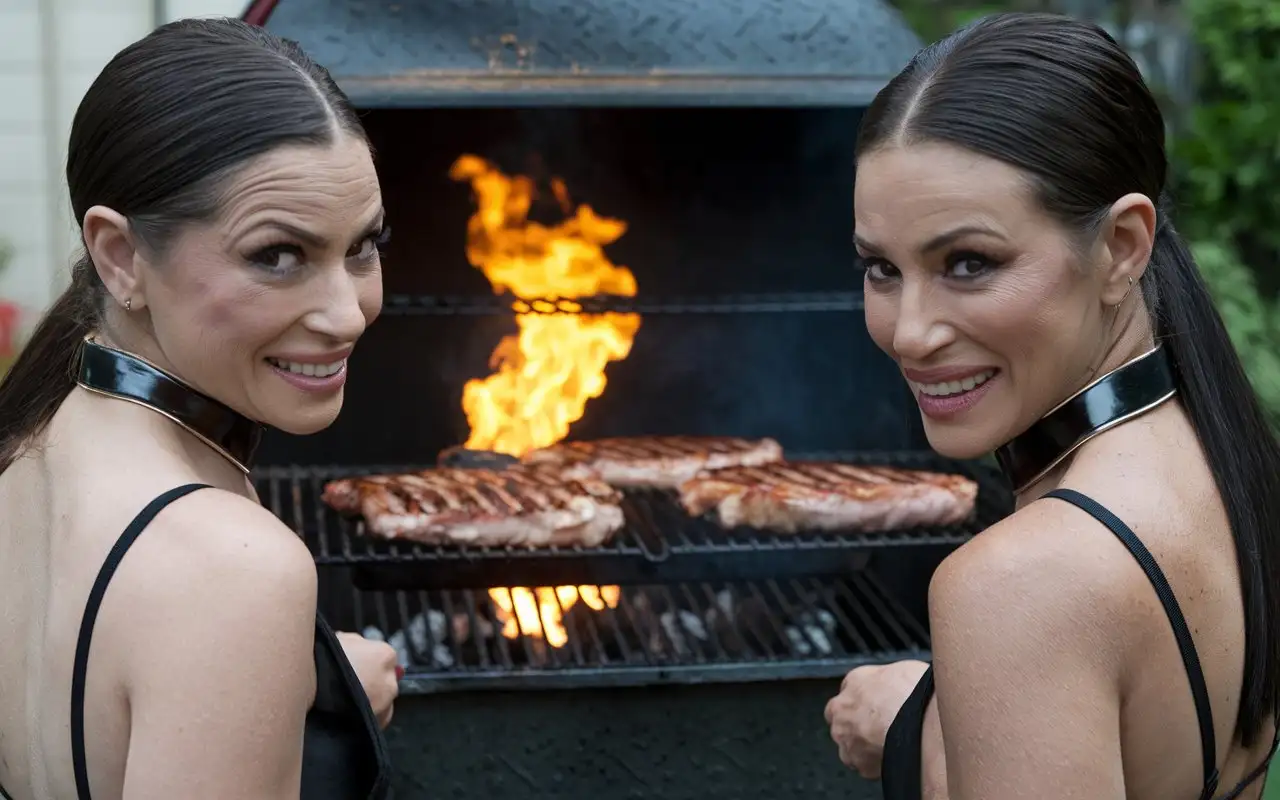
[0,0,247,326]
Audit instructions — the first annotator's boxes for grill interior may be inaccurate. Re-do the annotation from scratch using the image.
[245,107,1017,695]
[256,450,1008,591]
[258,450,1010,692]
[316,572,929,692]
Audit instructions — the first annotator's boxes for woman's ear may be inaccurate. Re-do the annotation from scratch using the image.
[82,205,147,312]
[1097,193,1156,306]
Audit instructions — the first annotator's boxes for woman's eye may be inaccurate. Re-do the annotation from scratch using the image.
[250,245,304,275]
[349,226,391,262]
[946,254,993,279]
[860,257,900,282]
[349,237,378,260]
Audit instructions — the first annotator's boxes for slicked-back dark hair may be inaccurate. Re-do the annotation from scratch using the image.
[858,11,1280,744]
[0,17,366,470]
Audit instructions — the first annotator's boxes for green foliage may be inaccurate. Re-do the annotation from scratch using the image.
[893,1,1007,44]
[1172,0,1280,423]
[1173,0,1280,260]
[1192,240,1280,424]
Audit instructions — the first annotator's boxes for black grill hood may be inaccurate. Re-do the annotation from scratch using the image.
[255,0,921,107]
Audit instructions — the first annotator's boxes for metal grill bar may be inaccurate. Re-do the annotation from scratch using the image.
[379,291,863,316]
[347,574,927,694]
[255,451,1010,591]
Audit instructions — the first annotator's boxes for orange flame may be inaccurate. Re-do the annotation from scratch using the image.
[449,154,641,457]
[488,585,622,647]
[451,155,630,642]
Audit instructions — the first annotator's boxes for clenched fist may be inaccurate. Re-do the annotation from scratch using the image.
[336,631,401,729]
[824,659,930,778]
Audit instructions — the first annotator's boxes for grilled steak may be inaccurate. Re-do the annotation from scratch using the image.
[523,436,784,488]
[678,462,978,533]
[322,466,625,547]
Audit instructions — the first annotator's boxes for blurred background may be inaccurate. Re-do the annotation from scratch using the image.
[0,0,246,371]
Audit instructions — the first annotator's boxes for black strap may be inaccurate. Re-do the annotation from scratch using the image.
[1044,489,1220,798]
[71,484,211,800]
[880,665,935,799]
[1217,726,1280,800]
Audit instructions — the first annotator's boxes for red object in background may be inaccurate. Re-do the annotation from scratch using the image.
[0,301,19,357]
[242,0,280,26]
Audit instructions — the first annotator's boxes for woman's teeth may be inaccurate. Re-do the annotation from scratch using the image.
[267,357,345,378]
[913,370,996,397]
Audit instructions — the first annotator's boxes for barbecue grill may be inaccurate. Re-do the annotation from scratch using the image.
[249,2,1012,797]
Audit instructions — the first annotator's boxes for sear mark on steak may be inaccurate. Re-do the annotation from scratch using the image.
[322,465,625,547]
[522,435,785,488]
[677,461,979,534]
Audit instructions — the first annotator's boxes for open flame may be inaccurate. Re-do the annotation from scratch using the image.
[488,585,622,648]
[451,154,633,644]
[449,154,641,458]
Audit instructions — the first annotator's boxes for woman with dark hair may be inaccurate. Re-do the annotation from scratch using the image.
[824,12,1280,800]
[0,18,398,800]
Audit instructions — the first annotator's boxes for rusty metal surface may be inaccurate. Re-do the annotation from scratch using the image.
[263,0,921,105]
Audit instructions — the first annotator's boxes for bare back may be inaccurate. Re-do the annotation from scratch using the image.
[0,388,317,800]
[1060,404,1276,797]
[926,400,1278,799]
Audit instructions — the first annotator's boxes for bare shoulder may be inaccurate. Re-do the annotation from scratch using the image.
[103,488,319,797]
[131,486,312,585]
[929,496,1153,669]
[106,487,318,674]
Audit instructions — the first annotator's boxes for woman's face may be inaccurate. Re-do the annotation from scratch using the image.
[856,143,1111,459]
[141,135,384,435]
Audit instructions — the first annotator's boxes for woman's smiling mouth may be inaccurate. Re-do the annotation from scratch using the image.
[904,367,1001,420]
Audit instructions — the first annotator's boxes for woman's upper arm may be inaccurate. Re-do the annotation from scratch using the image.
[928,518,1132,800]
[117,493,318,800]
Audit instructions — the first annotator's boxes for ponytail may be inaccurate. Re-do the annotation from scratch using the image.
[0,254,102,472]
[1146,200,1280,742]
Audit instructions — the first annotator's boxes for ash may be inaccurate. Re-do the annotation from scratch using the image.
[642,587,842,659]
[364,608,493,669]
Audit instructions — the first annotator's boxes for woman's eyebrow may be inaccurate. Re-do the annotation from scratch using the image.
[852,233,882,254]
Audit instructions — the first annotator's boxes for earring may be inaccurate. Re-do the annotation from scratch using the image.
[1117,275,1136,306]
[124,298,132,312]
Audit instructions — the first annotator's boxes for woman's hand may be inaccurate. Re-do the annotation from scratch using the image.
[824,659,930,778]
[336,631,402,729]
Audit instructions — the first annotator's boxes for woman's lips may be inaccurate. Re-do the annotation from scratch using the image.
[266,358,348,394]
[908,369,999,420]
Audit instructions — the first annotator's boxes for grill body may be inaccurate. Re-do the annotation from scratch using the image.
[260,0,921,106]
[250,3,993,798]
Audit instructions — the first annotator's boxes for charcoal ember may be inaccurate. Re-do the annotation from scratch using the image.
[627,591,681,659]
[704,588,787,656]
[659,609,708,657]
[437,446,519,470]
[785,609,838,656]
[560,597,638,660]
[452,608,494,643]
[367,610,457,669]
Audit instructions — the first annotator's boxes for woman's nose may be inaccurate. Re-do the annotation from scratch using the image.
[892,283,954,360]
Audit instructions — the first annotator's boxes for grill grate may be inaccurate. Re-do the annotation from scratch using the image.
[379,291,863,316]
[334,572,928,693]
[256,451,1011,591]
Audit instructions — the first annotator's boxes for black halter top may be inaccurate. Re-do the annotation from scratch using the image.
[879,347,1280,799]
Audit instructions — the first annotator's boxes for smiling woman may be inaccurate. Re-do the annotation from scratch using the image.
[825,11,1280,800]
[0,17,397,800]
